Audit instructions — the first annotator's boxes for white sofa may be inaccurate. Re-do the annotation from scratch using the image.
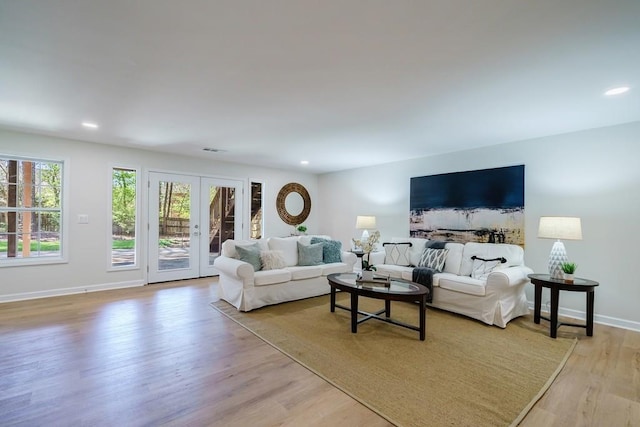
[214,235,357,311]
[369,237,533,328]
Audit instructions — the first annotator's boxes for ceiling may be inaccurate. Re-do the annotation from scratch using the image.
[1,1,638,174]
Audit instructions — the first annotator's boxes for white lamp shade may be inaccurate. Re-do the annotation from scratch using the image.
[356,215,377,229]
[538,217,582,240]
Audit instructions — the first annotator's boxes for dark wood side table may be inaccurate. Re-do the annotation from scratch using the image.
[528,273,599,338]
[350,250,365,258]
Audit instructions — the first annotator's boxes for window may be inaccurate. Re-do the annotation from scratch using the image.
[111,167,138,268]
[0,157,63,264]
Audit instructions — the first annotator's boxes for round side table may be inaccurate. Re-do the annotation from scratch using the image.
[528,273,599,338]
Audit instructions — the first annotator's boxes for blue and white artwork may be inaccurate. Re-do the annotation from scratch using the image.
[410,165,525,246]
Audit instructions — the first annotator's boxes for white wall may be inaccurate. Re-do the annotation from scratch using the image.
[318,121,640,329]
[0,129,318,300]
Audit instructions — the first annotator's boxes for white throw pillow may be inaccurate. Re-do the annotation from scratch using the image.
[470,256,507,280]
[260,250,287,270]
[383,242,412,266]
[418,248,449,271]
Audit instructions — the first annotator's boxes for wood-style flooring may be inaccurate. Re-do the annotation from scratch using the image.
[1,278,638,426]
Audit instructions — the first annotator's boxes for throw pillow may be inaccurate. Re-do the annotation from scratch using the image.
[235,243,262,271]
[470,255,507,280]
[310,237,343,263]
[383,242,412,266]
[297,242,324,266]
[260,250,287,270]
[418,247,449,271]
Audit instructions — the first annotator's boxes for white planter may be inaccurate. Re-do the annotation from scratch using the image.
[361,270,374,281]
[563,273,575,283]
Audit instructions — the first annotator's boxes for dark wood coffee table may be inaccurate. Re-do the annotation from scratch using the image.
[327,273,429,340]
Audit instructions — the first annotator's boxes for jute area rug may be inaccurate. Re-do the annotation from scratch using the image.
[211,294,576,427]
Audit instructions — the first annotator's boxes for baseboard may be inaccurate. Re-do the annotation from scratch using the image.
[0,280,145,303]
[527,301,640,333]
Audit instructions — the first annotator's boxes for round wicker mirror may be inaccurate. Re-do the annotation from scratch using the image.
[276,182,311,225]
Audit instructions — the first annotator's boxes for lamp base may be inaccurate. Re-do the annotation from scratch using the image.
[361,229,370,242]
[548,240,568,280]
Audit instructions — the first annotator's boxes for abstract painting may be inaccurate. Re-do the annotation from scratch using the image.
[410,165,525,246]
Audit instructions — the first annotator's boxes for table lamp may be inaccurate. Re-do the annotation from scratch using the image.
[356,215,376,242]
[537,216,582,279]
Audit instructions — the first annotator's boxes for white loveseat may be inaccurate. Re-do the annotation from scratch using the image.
[369,237,533,328]
[214,235,357,311]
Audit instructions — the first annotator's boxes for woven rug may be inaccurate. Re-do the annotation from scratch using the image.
[211,294,576,427]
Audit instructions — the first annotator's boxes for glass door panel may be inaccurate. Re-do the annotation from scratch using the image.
[200,178,243,277]
[149,172,200,282]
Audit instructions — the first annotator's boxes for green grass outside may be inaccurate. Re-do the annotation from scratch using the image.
[1,238,177,252]
[0,241,60,252]
[112,239,136,249]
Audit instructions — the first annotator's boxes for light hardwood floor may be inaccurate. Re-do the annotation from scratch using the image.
[1,278,638,426]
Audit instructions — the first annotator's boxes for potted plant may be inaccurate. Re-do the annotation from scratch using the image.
[296,224,307,235]
[561,262,577,283]
[353,230,380,280]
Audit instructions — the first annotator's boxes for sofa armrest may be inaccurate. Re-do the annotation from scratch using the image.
[485,265,534,290]
[213,256,255,282]
[341,251,357,267]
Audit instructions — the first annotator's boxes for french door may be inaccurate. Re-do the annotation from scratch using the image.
[148,172,243,283]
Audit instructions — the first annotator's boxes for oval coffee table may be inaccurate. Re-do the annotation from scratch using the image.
[327,272,429,340]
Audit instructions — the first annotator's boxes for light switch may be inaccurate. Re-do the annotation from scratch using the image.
[78,214,89,224]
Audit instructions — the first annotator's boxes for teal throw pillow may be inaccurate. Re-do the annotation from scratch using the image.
[310,237,343,263]
[235,243,262,271]
[297,242,324,266]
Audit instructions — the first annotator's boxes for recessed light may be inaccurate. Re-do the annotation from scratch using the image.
[300,160,309,165]
[82,122,99,129]
[604,86,630,96]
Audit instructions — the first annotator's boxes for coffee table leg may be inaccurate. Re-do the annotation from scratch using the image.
[385,300,391,318]
[351,292,358,333]
[419,295,426,341]
[330,287,336,313]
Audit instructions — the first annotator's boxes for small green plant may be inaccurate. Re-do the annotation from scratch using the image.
[561,262,577,274]
[362,259,377,271]
[296,224,307,234]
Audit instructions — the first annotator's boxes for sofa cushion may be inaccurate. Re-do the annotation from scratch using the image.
[321,262,352,275]
[418,248,449,271]
[383,242,412,266]
[287,265,323,280]
[460,243,524,277]
[437,275,486,297]
[297,242,324,266]
[443,243,464,275]
[268,237,299,266]
[375,264,410,280]
[260,250,287,270]
[254,269,292,286]
[310,237,343,263]
[235,243,262,271]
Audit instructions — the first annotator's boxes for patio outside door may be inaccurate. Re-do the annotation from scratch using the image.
[148,172,243,283]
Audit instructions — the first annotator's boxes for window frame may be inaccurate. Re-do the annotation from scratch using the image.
[0,154,69,267]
